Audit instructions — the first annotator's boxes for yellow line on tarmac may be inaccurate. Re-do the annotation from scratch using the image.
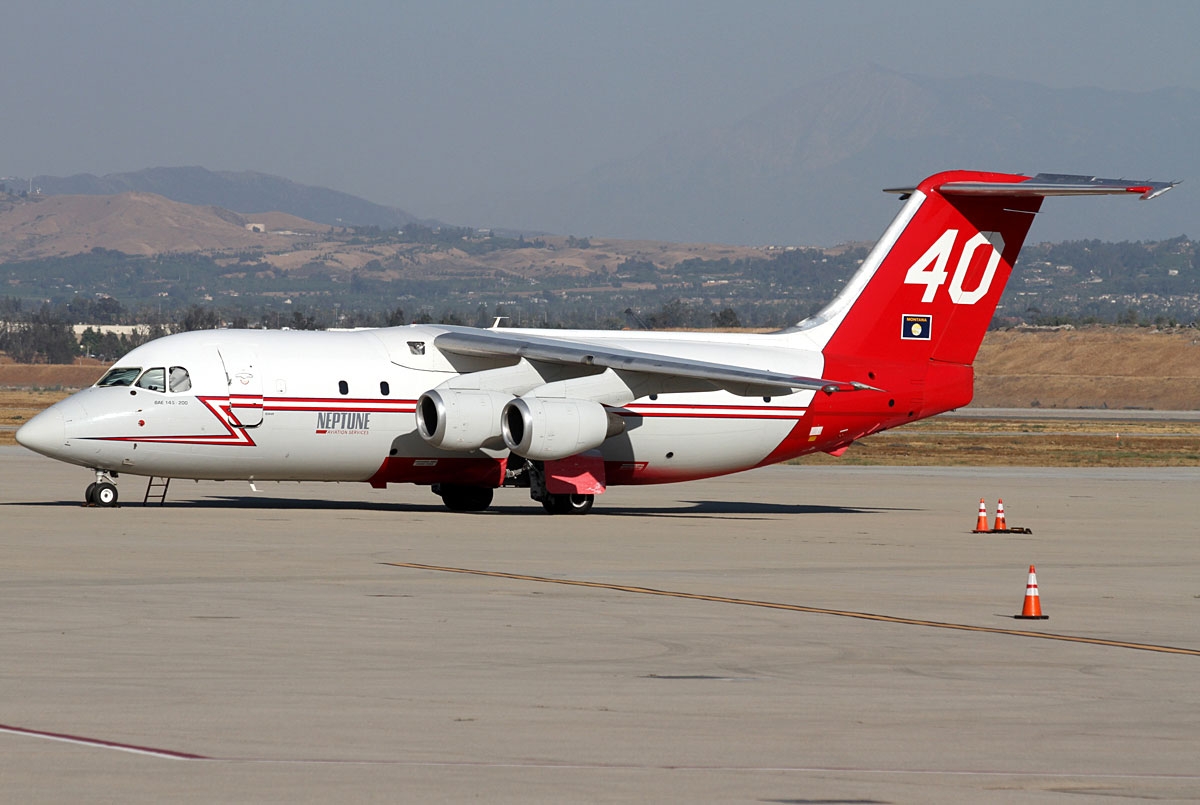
[383,562,1200,657]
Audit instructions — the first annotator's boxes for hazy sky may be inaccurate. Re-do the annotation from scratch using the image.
[5,1,1199,225]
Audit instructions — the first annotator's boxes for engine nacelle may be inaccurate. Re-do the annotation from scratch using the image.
[501,397,624,461]
[415,389,512,451]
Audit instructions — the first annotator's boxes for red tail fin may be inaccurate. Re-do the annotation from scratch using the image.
[826,171,1039,365]
[805,170,1174,416]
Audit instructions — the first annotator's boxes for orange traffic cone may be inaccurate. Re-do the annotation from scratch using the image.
[974,498,989,532]
[1014,564,1049,619]
[994,499,1008,531]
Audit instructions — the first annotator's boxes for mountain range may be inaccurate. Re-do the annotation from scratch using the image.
[23,167,427,230]
[12,67,1197,245]
[469,66,1198,245]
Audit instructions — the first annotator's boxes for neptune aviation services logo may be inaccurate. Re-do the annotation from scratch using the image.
[315,411,371,435]
[901,314,932,340]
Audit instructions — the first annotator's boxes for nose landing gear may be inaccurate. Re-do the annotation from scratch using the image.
[85,470,120,507]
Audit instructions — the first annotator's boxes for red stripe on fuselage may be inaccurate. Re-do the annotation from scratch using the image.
[81,395,418,446]
[86,396,258,446]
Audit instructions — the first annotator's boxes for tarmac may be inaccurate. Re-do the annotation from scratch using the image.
[2,446,1198,803]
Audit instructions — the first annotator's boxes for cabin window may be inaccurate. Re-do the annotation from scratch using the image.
[338,380,349,395]
[169,367,192,392]
[380,381,390,396]
[96,367,141,387]
[136,367,166,393]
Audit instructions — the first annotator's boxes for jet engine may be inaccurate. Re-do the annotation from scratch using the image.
[415,389,512,451]
[501,397,625,461]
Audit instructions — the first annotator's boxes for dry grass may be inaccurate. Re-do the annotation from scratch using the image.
[0,364,104,390]
[0,390,70,446]
[791,416,1200,467]
[973,328,1200,410]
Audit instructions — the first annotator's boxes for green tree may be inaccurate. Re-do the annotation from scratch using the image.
[711,307,741,328]
[177,305,223,332]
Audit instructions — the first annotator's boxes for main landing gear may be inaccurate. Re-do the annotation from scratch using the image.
[433,483,494,512]
[526,459,594,515]
[541,493,594,515]
[85,470,120,507]
[431,459,596,515]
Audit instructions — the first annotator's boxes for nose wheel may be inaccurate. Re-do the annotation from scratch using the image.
[85,472,120,507]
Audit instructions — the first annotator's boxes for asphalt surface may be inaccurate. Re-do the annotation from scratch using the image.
[2,447,1198,803]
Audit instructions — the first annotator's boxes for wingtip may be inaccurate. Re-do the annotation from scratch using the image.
[1140,180,1179,201]
[820,381,883,395]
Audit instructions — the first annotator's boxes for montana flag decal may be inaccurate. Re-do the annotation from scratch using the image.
[901,314,932,340]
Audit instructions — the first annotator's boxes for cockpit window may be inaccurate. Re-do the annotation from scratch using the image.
[136,367,166,393]
[169,366,192,392]
[96,367,142,388]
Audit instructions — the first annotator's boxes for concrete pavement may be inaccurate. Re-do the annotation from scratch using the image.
[2,448,1198,803]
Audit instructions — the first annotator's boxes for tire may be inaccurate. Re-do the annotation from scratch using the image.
[85,482,97,505]
[93,482,119,507]
[438,484,494,512]
[541,493,594,515]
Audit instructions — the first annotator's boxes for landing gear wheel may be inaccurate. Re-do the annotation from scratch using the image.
[436,484,494,512]
[541,493,594,515]
[85,482,97,505]
[93,482,119,507]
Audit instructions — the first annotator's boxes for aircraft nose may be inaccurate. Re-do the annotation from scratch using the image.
[16,407,66,457]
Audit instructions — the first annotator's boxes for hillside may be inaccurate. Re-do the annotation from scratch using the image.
[0,188,760,266]
[16,71,1197,250]
[972,328,1200,410]
[2,185,1196,332]
[0,190,774,327]
[27,167,427,229]
[0,192,329,259]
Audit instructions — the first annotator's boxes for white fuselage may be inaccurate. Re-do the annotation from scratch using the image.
[20,325,837,488]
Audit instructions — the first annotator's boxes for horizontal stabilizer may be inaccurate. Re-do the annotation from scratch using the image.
[885,173,1177,201]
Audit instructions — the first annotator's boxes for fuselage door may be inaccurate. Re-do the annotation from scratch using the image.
[218,346,264,427]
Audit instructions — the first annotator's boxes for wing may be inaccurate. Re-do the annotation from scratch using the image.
[431,326,875,397]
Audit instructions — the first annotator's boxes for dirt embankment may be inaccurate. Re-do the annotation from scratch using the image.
[0,363,105,389]
[972,328,1200,410]
[2,327,1198,409]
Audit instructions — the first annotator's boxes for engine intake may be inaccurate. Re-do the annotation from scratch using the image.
[501,397,624,461]
[416,389,512,451]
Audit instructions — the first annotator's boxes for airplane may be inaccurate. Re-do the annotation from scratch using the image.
[16,170,1175,513]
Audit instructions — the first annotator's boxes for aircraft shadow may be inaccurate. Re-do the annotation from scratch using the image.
[190,497,905,519]
[5,497,906,518]
[2,497,425,512]
[595,501,903,518]
[155,495,427,512]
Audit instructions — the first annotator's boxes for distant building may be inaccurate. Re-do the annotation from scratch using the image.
[71,324,151,338]
[245,223,266,233]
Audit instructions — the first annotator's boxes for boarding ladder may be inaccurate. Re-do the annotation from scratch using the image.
[143,476,171,506]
